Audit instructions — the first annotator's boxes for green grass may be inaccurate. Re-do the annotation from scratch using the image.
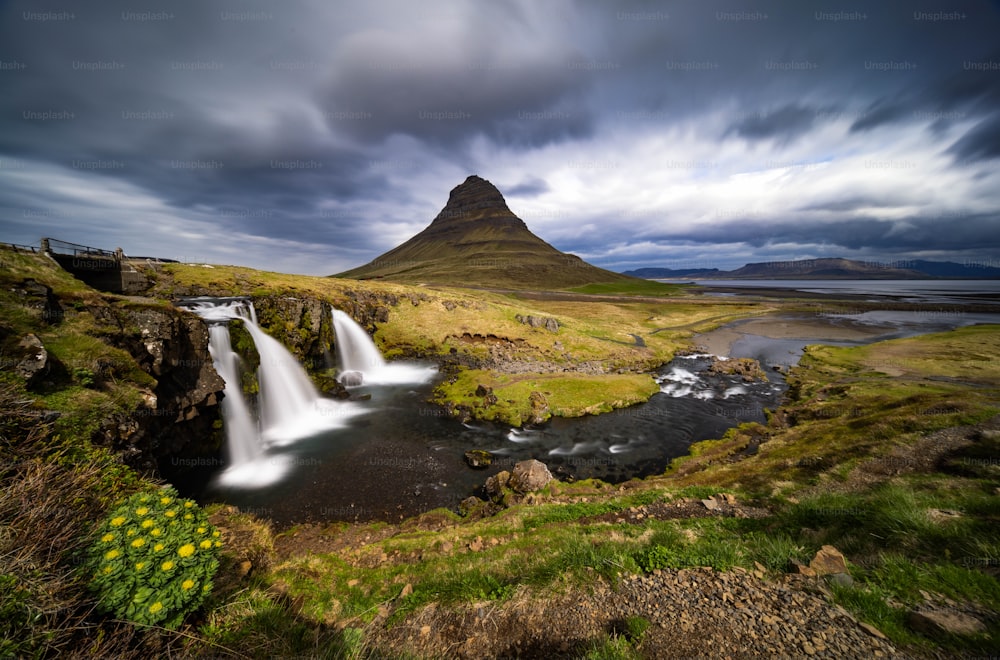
[582,633,642,660]
[433,369,660,425]
[567,279,687,296]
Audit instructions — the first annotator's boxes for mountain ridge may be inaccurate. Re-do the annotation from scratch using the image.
[624,257,1000,280]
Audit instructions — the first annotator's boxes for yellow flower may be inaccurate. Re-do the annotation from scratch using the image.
[183,513,193,520]
[110,516,126,527]
[141,519,154,529]
[126,529,135,537]
[184,501,194,508]
[135,562,146,570]
[161,561,174,571]
[102,565,113,575]
[160,496,172,505]
[104,549,120,560]
[135,507,149,516]
[154,543,165,552]
[181,579,195,590]
[214,541,222,548]
[199,540,212,549]
[164,510,176,518]
[212,530,220,538]
[101,533,115,543]
[149,602,163,614]
[197,527,206,534]
[131,537,145,548]
[150,528,162,537]
[178,544,195,558]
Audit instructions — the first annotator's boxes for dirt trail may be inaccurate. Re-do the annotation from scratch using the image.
[363,566,901,658]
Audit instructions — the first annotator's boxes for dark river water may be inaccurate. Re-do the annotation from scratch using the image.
[182,353,783,526]
[170,308,1000,527]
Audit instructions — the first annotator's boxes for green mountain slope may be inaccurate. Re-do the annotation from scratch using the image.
[334,175,635,289]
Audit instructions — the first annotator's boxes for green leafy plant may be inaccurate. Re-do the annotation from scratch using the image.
[71,367,95,388]
[83,487,221,629]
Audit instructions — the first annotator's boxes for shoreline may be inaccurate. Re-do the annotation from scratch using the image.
[693,314,900,357]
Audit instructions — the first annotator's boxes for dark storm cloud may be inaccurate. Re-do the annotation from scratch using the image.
[1,0,999,273]
[586,213,1000,256]
[727,104,822,144]
[947,115,1000,163]
[505,177,551,198]
[849,101,912,133]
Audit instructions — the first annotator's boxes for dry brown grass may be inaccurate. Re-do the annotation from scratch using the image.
[0,383,189,658]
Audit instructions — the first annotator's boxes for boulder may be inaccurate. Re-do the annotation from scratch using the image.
[907,608,986,637]
[484,470,511,500]
[827,572,854,588]
[527,391,550,424]
[464,449,493,469]
[474,383,497,406]
[15,334,62,390]
[508,459,554,493]
[11,279,63,324]
[459,496,486,517]
[515,314,559,333]
[709,356,768,382]
[788,559,816,577]
[339,370,364,387]
[809,545,848,576]
[701,498,721,511]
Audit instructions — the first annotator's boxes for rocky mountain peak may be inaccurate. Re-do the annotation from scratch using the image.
[429,175,516,226]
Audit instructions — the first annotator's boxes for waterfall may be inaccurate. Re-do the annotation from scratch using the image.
[238,319,357,444]
[331,309,436,386]
[206,324,260,466]
[331,310,385,374]
[182,297,359,486]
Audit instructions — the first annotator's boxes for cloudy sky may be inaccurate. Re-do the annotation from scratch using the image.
[1,0,999,275]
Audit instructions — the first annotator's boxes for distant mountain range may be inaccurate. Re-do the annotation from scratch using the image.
[623,258,1000,280]
[335,175,635,289]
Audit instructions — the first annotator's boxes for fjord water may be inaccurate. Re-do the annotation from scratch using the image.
[684,279,1000,305]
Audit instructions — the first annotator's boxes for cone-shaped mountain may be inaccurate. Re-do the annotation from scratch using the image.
[334,175,634,288]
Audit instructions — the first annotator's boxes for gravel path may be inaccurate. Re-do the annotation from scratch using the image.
[367,567,903,658]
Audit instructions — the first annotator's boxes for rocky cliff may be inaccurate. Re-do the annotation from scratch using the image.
[98,305,226,468]
[0,249,225,472]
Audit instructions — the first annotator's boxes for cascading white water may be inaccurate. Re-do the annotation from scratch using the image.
[331,310,385,374]
[183,297,360,486]
[206,324,260,466]
[239,319,358,443]
[331,309,436,385]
